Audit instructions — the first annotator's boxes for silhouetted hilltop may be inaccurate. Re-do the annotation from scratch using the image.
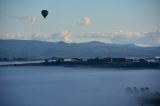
[0,39,160,59]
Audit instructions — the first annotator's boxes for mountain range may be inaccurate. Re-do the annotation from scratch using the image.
[0,39,160,59]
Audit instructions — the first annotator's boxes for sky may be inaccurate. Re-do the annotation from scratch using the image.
[0,0,160,46]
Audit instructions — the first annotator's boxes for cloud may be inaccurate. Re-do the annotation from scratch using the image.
[61,31,72,43]
[0,31,73,43]
[78,17,92,26]
[32,33,48,41]
[135,44,152,47]
[83,31,145,39]
[156,36,160,43]
[31,31,72,43]
[110,30,146,38]
[1,30,160,46]
[15,16,36,24]
[80,30,160,46]
[49,31,72,43]
[0,32,27,40]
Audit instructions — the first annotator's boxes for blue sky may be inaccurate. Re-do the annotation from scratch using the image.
[0,0,160,46]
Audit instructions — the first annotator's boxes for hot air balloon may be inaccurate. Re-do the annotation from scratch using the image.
[41,10,48,19]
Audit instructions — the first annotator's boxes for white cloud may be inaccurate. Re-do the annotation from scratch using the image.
[80,30,160,46]
[78,17,92,26]
[0,32,27,40]
[156,37,160,43]
[135,44,152,47]
[1,30,160,46]
[110,30,146,38]
[153,32,160,43]
[32,33,48,41]
[82,31,148,39]
[16,16,36,24]
[61,31,72,43]
[49,31,72,43]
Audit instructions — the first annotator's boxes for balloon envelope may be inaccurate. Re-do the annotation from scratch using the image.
[41,10,48,18]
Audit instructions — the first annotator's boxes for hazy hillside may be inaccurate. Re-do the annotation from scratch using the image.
[0,40,160,59]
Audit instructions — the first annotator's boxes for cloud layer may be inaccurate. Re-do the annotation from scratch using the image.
[0,30,160,46]
[80,30,160,46]
[31,31,72,43]
[0,32,27,40]
[50,31,72,43]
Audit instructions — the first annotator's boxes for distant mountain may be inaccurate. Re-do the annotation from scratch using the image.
[0,39,160,59]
